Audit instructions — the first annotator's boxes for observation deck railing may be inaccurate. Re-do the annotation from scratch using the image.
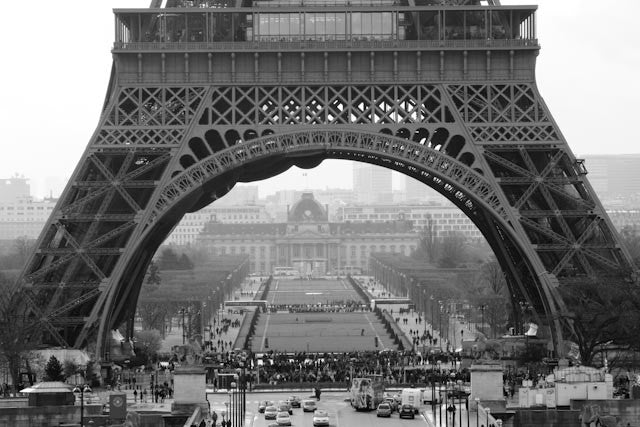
[113,37,538,51]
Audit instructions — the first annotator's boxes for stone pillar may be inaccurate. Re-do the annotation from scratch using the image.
[470,363,506,412]
[171,366,209,416]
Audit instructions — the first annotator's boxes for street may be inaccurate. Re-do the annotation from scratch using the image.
[206,391,429,427]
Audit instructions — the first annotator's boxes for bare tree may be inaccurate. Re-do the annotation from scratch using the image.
[0,280,37,389]
[438,232,466,268]
[413,218,439,264]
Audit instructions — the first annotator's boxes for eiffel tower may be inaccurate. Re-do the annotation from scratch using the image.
[9,0,636,361]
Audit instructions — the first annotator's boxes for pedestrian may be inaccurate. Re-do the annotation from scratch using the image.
[133,389,138,402]
[211,410,218,426]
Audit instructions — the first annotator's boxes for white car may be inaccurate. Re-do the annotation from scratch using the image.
[276,411,292,426]
[313,409,330,426]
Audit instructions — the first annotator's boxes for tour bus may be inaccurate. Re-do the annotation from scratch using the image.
[224,300,269,312]
[273,266,299,276]
[350,376,385,411]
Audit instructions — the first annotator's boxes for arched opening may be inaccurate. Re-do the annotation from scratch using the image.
[413,128,430,144]
[204,129,225,153]
[179,154,196,169]
[188,137,211,160]
[41,127,583,367]
[444,135,466,158]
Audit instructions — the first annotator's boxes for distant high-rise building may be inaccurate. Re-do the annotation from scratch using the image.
[583,154,640,200]
[404,176,445,203]
[0,176,31,204]
[353,164,392,204]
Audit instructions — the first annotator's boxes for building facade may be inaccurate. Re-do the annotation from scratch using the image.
[0,198,57,241]
[335,203,484,239]
[197,193,418,275]
[165,204,272,245]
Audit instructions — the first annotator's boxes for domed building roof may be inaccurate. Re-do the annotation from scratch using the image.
[288,193,327,222]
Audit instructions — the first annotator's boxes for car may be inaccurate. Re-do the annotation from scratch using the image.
[302,399,317,412]
[258,400,274,413]
[276,411,292,426]
[376,403,392,417]
[264,405,278,420]
[383,397,398,412]
[277,400,293,415]
[313,409,330,426]
[288,395,301,408]
[399,404,415,419]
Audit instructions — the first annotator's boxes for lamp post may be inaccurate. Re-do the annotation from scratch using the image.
[479,304,486,336]
[486,407,491,427]
[179,308,186,344]
[423,290,427,337]
[475,398,480,427]
[430,295,435,344]
[73,384,92,427]
[438,301,443,350]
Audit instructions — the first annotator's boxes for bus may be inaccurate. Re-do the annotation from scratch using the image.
[224,300,269,312]
[273,266,299,276]
[370,298,415,311]
[350,376,385,411]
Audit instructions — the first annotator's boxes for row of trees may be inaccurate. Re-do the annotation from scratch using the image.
[409,224,640,367]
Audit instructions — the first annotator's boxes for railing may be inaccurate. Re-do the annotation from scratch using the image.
[478,403,499,427]
[114,38,538,51]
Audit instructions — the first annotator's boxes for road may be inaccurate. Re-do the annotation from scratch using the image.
[207,391,430,427]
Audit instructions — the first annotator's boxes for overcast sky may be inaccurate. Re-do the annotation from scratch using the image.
[1,1,638,198]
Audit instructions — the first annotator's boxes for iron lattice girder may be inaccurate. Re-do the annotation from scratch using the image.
[20,290,67,347]
[61,152,171,215]
[483,150,595,210]
[26,221,136,282]
[153,128,506,222]
[520,216,620,274]
[49,317,88,326]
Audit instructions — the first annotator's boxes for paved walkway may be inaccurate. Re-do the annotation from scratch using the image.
[354,276,477,355]
[158,276,264,355]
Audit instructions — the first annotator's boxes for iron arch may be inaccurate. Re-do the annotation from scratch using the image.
[96,128,562,359]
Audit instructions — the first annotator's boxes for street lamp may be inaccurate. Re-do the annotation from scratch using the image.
[438,301,443,350]
[430,295,434,344]
[479,304,486,336]
[73,384,92,427]
[475,398,480,427]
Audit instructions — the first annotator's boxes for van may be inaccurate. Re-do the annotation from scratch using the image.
[401,388,426,414]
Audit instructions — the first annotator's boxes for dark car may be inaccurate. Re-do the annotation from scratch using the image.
[258,400,274,413]
[287,395,301,408]
[277,401,293,415]
[399,404,415,419]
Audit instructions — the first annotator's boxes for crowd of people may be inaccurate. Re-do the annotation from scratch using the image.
[203,349,469,387]
[268,300,371,313]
